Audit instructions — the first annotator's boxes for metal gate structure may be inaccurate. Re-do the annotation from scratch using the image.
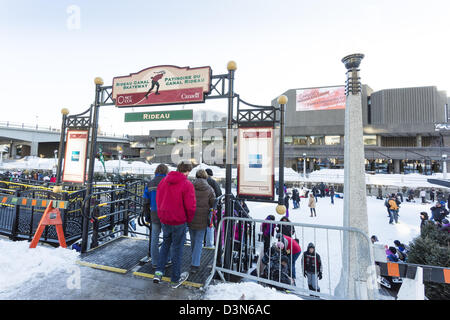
[204,216,379,300]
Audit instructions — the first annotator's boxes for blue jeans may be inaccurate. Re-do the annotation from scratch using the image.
[389,210,399,224]
[289,251,301,278]
[157,223,186,282]
[189,228,206,267]
[150,223,170,267]
[330,194,334,204]
[293,200,299,209]
[205,226,215,247]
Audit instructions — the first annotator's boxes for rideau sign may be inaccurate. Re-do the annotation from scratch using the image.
[124,110,193,122]
[112,65,211,107]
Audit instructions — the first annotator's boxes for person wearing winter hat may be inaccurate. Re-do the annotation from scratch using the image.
[370,235,379,244]
[430,201,449,223]
[440,218,450,233]
[386,246,399,262]
[302,243,322,293]
[393,240,409,261]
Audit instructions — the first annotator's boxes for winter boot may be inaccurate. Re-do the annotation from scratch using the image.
[153,271,163,284]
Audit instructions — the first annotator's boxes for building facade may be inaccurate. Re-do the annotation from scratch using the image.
[127,86,450,175]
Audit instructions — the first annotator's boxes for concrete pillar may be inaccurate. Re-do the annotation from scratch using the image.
[416,134,422,147]
[10,142,17,158]
[376,135,381,146]
[394,159,400,174]
[309,158,315,172]
[335,54,372,300]
[30,141,39,157]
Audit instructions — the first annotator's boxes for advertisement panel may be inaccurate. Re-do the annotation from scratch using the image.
[237,127,274,200]
[296,86,346,111]
[62,130,89,183]
[112,65,211,108]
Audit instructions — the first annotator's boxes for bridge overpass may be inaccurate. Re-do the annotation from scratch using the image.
[0,121,130,158]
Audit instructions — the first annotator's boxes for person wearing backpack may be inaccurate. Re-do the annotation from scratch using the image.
[388,195,399,224]
[143,164,170,268]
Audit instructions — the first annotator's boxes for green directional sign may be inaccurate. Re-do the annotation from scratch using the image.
[124,109,193,122]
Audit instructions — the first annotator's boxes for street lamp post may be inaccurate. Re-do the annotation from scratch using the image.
[303,153,306,178]
[53,149,58,175]
[442,154,447,180]
[335,53,373,300]
[118,150,123,175]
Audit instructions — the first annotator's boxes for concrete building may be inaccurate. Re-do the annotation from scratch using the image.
[128,85,450,175]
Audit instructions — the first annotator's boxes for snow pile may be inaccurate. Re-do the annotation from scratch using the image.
[0,239,79,293]
[204,282,302,300]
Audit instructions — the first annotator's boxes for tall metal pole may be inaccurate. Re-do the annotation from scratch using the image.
[56,108,69,184]
[443,154,447,180]
[335,54,373,299]
[303,153,307,178]
[276,96,287,215]
[225,61,236,218]
[223,61,236,274]
[81,77,103,253]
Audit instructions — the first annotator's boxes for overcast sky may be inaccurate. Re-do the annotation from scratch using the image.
[1,0,449,135]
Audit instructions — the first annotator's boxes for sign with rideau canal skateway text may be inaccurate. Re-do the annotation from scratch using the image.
[124,110,193,122]
[112,65,211,107]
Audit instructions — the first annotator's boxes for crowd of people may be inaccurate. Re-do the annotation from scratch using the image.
[281,182,338,218]
[260,214,322,294]
[0,170,57,183]
[142,162,222,288]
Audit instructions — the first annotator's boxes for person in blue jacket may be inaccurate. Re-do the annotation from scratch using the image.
[143,164,170,268]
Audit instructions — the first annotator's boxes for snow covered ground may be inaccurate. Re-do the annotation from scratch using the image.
[0,239,79,294]
[0,185,431,300]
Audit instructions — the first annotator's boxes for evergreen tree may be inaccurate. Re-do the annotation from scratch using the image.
[407,223,450,299]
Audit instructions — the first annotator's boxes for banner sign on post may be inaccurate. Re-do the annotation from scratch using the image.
[124,109,193,122]
[237,127,274,200]
[296,86,346,111]
[62,130,89,184]
[112,65,211,108]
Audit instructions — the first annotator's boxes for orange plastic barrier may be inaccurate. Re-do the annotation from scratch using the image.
[29,200,67,248]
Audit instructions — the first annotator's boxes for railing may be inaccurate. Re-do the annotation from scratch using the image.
[0,179,145,248]
[82,180,145,250]
[205,217,378,300]
[0,121,129,138]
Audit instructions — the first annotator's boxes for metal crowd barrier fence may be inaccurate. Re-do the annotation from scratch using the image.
[0,179,145,248]
[205,217,378,300]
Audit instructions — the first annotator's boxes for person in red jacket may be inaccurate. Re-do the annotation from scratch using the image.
[153,161,196,287]
[276,232,301,279]
[144,71,165,98]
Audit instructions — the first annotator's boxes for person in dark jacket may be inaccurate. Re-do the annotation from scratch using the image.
[439,218,450,233]
[420,211,434,235]
[292,188,300,209]
[154,161,196,286]
[205,168,222,198]
[430,188,435,202]
[277,216,295,238]
[261,215,276,253]
[284,193,290,218]
[430,201,449,223]
[143,164,169,268]
[188,169,215,273]
[302,243,322,292]
[261,242,293,287]
[330,186,335,204]
[205,168,222,247]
